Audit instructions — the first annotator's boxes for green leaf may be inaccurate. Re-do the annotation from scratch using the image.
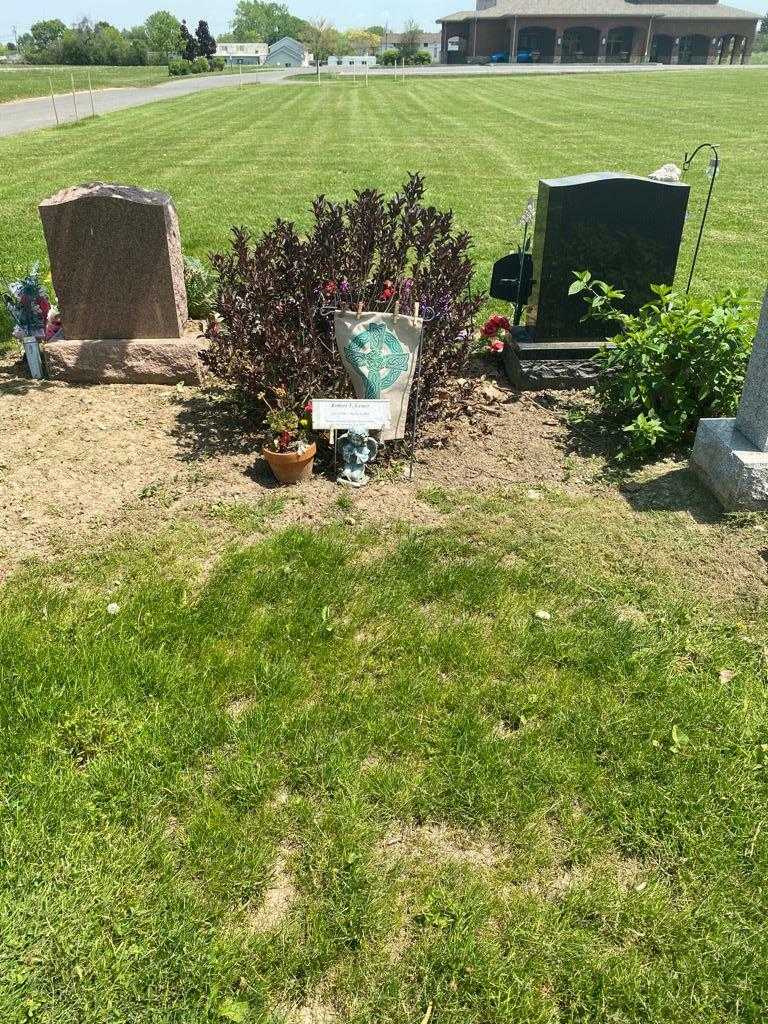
[671,724,690,747]
[568,280,586,296]
[219,998,250,1023]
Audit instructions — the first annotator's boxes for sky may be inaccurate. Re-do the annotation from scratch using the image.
[0,0,450,42]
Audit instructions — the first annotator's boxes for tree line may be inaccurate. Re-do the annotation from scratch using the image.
[15,13,217,66]
[9,3,429,67]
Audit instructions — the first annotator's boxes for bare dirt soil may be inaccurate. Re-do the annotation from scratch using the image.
[2,346,766,600]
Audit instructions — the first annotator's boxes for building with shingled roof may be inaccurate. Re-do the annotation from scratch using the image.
[437,0,759,64]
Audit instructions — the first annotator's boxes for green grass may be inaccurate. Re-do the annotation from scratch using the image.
[2,490,768,1022]
[0,71,767,307]
[0,64,273,103]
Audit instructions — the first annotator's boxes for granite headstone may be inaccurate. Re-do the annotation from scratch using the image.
[691,288,768,509]
[39,182,187,340]
[528,172,690,342]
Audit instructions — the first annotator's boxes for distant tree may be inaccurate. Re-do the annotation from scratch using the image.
[338,31,356,55]
[195,20,217,57]
[144,11,184,60]
[397,20,422,60]
[180,19,199,59]
[231,1,307,44]
[299,17,339,61]
[756,14,768,50]
[57,25,93,64]
[91,22,135,64]
[18,19,66,60]
[30,19,68,51]
[347,28,380,53]
[122,25,150,63]
[366,24,385,36]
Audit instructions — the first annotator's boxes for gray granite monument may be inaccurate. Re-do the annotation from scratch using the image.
[39,182,202,384]
[691,288,768,509]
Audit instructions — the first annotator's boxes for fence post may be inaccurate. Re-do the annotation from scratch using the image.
[49,78,60,126]
[70,73,79,122]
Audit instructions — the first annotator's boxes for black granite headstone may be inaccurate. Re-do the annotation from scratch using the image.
[528,172,690,342]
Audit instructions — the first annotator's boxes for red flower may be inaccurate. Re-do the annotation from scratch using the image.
[304,401,313,413]
[45,314,62,341]
[379,278,396,301]
[483,314,510,334]
[489,339,505,353]
[38,297,51,319]
[323,281,337,296]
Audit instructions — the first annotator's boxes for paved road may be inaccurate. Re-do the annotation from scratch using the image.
[0,68,301,139]
[2,61,765,137]
[345,61,768,78]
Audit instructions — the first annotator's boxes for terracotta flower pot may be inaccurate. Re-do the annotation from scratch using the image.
[262,442,317,484]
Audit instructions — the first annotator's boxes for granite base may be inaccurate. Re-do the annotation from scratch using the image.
[505,348,606,387]
[43,333,206,384]
[690,417,768,510]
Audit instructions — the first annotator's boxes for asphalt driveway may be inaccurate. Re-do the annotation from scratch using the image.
[0,68,300,138]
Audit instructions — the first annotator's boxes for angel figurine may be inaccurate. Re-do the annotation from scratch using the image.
[337,426,379,488]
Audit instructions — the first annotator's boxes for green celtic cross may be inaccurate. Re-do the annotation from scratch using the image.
[344,321,410,399]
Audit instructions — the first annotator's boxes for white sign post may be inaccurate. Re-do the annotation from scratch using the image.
[311,399,391,431]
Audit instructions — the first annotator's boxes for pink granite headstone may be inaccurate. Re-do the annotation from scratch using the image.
[39,182,188,340]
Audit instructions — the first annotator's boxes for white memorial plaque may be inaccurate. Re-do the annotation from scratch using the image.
[312,399,391,431]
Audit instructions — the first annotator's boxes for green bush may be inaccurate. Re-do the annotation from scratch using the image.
[570,270,755,460]
[191,55,210,73]
[380,49,399,66]
[412,50,431,64]
[168,58,192,76]
[183,256,215,319]
[208,55,226,70]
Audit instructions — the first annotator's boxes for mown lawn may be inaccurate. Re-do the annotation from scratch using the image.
[3,72,768,1022]
[2,487,768,1023]
[0,64,271,103]
[0,71,767,308]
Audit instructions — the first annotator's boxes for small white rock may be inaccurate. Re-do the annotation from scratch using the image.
[534,609,551,622]
[106,602,120,616]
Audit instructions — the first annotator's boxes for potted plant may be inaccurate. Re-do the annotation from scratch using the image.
[4,263,50,379]
[262,406,316,484]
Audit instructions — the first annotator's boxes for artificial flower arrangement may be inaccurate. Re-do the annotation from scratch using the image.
[4,262,50,340]
[480,313,512,353]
